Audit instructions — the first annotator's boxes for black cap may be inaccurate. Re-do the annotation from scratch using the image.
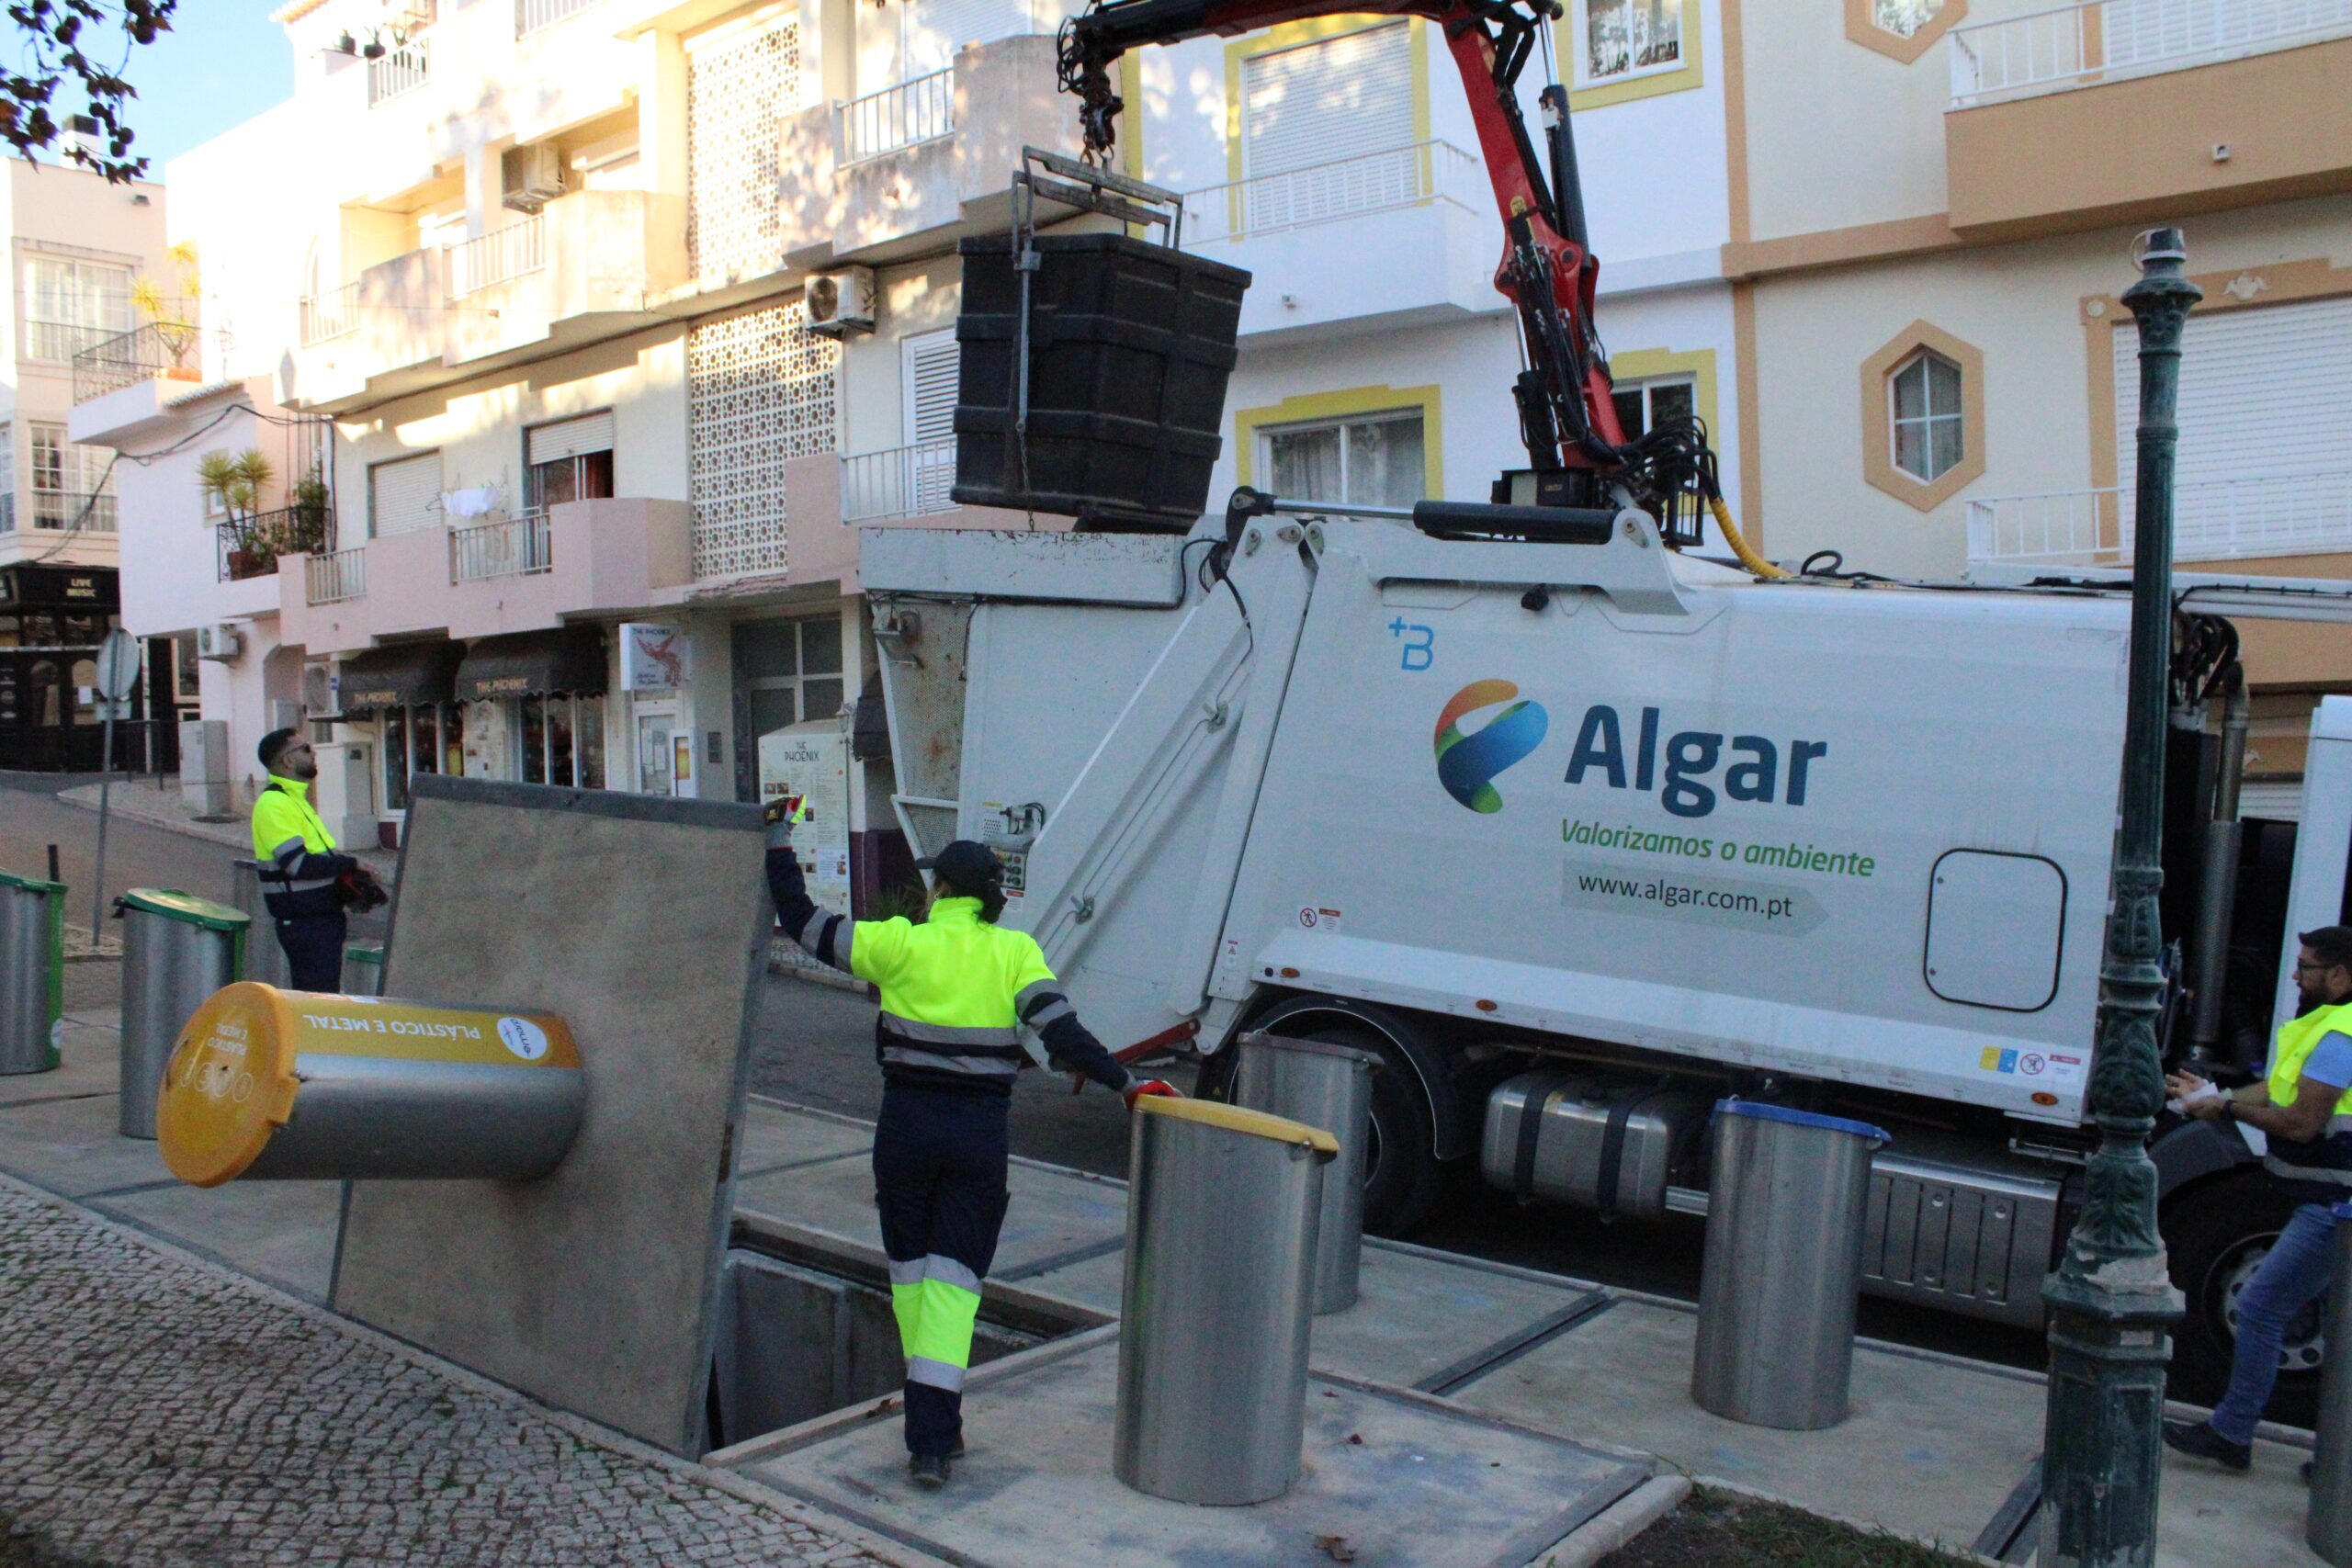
[915,840,1002,894]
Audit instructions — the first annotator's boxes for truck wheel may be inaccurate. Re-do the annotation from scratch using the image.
[2163,1172,2323,1427]
[1327,1030,1443,1238]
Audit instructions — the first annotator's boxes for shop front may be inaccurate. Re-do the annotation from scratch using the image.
[335,641,468,833]
[453,626,608,790]
[0,565,172,773]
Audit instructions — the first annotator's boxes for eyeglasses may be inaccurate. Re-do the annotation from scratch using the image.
[2298,959,2339,975]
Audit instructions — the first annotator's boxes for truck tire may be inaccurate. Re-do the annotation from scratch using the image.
[2162,1171,2322,1427]
[1216,1021,1445,1238]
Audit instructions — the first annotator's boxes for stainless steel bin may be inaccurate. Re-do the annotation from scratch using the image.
[117,888,248,1140]
[342,942,385,998]
[0,869,65,1075]
[1114,1097,1339,1506]
[2312,1201,2352,1564]
[1691,1100,1889,1430]
[1233,1031,1377,1314]
[231,860,290,988]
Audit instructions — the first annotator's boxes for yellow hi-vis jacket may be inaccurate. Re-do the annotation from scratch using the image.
[2264,999,2352,1188]
[251,775,352,917]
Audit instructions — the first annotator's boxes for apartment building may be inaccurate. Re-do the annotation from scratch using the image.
[3,156,175,771]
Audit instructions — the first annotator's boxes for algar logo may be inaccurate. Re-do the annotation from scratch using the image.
[1433,680,1549,814]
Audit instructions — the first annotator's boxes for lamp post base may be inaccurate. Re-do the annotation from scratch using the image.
[2041,1269,2183,1568]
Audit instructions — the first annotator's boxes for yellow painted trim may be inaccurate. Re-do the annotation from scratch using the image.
[1567,0,1704,112]
[1226,17,1428,185]
[1859,320,1987,513]
[1119,52,1145,182]
[1135,1092,1340,1155]
[1235,383,1445,501]
[1732,281,1762,547]
[1608,347,1719,447]
[1845,0,1968,65]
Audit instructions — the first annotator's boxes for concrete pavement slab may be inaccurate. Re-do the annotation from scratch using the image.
[729,1330,1649,1568]
[94,1176,344,1303]
[738,1099,875,1176]
[1310,1246,1598,1393]
[1447,1295,2042,1552]
[2160,1444,2329,1567]
[0,1091,168,1196]
[0,1019,118,1107]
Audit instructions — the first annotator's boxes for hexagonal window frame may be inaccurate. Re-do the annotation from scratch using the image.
[1845,0,1968,65]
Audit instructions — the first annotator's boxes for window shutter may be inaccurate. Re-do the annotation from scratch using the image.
[369,452,444,538]
[527,411,616,467]
[1241,23,1415,179]
[901,0,1023,74]
[903,331,961,445]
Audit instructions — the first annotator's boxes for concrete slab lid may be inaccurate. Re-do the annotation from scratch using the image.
[729,1330,1652,1568]
[329,775,774,1456]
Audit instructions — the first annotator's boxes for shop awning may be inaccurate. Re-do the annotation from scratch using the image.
[455,626,607,702]
[337,641,465,712]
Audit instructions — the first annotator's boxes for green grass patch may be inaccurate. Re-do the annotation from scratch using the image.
[1597,1485,1985,1568]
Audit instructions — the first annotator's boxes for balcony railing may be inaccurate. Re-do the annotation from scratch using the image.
[517,0,602,33]
[1181,140,1483,246]
[368,44,431,107]
[25,320,126,364]
[448,217,547,298]
[837,68,955,165]
[218,506,334,583]
[1967,469,2352,565]
[449,511,552,581]
[1951,0,2352,107]
[30,491,117,533]
[301,284,358,346]
[307,547,368,605]
[842,441,958,523]
[72,321,200,404]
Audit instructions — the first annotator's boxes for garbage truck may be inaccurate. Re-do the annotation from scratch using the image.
[859,498,2352,1415]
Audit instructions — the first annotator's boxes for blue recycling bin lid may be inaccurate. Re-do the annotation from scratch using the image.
[2335,1201,2352,1224]
[1714,1099,1892,1146]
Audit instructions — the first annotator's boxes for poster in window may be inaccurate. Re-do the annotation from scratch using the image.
[758,724,852,919]
[618,622,692,690]
[1577,0,1679,85]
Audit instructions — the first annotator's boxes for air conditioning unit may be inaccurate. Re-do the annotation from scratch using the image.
[300,661,336,715]
[806,267,876,336]
[196,624,244,661]
[500,143,568,214]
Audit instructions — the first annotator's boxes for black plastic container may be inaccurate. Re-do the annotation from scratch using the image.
[954,233,1250,530]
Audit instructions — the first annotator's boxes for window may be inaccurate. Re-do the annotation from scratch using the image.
[29,423,117,532]
[23,254,134,362]
[1890,349,1964,483]
[1847,0,1963,62]
[0,423,12,535]
[1611,377,1696,442]
[200,449,228,522]
[1261,410,1427,509]
[1872,0,1943,38]
[1576,0,1682,87]
[368,451,443,538]
[1241,24,1415,179]
[737,615,846,742]
[514,694,604,788]
[382,702,466,813]
[900,329,959,514]
[525,412,616,512]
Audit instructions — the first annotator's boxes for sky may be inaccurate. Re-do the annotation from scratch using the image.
[85,0,295,173]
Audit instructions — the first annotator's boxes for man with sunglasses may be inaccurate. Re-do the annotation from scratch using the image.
[2163,924,2352,1471]
[251,728,361,992]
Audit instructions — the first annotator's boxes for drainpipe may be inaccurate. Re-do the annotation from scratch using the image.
[2185,661,2249,1070]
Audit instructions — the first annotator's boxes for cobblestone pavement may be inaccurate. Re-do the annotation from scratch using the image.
[0,1182,908,1568]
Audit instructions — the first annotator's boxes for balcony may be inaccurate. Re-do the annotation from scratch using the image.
[278,496,692,655]
[842,442,958,524]
[1945,5,2352,240]
[24,321,123,365]
[1965,469,2352,567]
[368,43,431,107]
[72,321,201,404]
[1179,141,1497,341]
[287,189,686,415]
[516,0,602,36]
[837,69,956,166]
[218,506,334,582]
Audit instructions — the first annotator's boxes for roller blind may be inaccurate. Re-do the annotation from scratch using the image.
[369,451,443,538]
[1240,23,1414,178]
[528,411,615,467]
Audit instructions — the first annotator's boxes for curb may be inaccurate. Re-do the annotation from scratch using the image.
[1540,1472,1689,1567]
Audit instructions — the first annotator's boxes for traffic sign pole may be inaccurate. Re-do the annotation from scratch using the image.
[89,628,139,941]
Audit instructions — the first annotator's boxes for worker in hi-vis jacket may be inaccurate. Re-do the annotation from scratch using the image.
[763,798,1177,1489]
[250,728,363,992]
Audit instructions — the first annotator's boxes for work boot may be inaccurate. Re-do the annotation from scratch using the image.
[910,1453,951,1490]
[2162,1419,2251,1472]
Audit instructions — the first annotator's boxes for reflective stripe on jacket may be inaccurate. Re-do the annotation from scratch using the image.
[2263,1000,2352,1187]
[852,897,1052,1088]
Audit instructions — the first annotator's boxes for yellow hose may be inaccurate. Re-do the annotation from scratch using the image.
[1708,493,1787,580]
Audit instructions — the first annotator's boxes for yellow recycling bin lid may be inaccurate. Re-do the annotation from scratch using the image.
[158,982,582,1188]
[1133,1094,1340,1157]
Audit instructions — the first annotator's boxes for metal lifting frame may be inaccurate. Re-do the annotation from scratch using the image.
[1059,0,1630,479]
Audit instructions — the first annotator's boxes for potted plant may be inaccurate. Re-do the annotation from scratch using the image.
[289,470,332,555]
[131,243,201,378]
[201,449,277,579]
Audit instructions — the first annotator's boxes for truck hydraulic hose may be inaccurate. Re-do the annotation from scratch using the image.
[1708,494,1787,580]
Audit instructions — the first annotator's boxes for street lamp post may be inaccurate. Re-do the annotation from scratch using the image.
[2038,228,2200,1567]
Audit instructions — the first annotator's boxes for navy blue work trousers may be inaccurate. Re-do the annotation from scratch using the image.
[275,911,346,993]
[873,1082,1011,1459]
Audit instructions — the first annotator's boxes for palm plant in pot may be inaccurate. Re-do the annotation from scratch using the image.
[201,449,277,580]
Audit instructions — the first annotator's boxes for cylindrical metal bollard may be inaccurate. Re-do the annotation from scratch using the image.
[0,869,66,1075]
[1691,1100,1889,1430]
[231,860,290,988]
[118,889,249,1139]
[1233,1032,1378,1314]
[1114,1097,1338,1506]
[2311,1202,2352,1563]
[342,942,386,998]
[157,982,586,1187]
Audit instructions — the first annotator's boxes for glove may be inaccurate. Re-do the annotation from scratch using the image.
[763,795,808,846]
[337,866,389,913]
[1122,1078,1182,1111]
